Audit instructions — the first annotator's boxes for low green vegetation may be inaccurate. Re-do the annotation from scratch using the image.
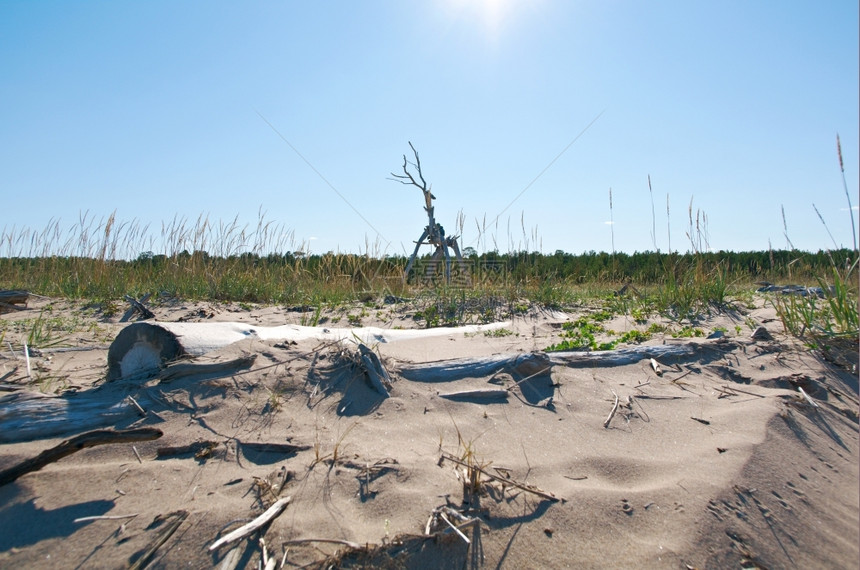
[0,209,856,362]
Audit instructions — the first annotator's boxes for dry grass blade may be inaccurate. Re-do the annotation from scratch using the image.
[440,452,559,502]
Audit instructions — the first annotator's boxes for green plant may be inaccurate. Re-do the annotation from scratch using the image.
[672,326,705,338]
[774,259,858,343]
[484,328,514,338]
[618,329,651,344]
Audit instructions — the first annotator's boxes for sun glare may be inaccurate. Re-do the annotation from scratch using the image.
[439,0,536,41]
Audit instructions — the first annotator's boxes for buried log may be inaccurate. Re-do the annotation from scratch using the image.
[0,390,146,443]
[0,428,163,487]
[0,290,29,313]
[0,357,257,444]
[398,344,698,383]
[399,352,552,383]
[107,321,512,382]
[439,389,509,402]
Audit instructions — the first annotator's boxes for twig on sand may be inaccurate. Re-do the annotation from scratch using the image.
[439,511,471,544]
[127,395,146,416]
[426,505,480,543]
[23,342,32,381]
[280,538,362,549]
[603,390,620,429]
[210,497,292,551]
[720,384,765,398]
[649,358,663,377]
[797,386,820,408]
[128,510,188,570]
[75,513,139,523]
[670,369,694,383]
[691,417,711,425]
[0,428,163,487]
[506,366,552,392]
[439,452,560,502]
[439,389,509,402]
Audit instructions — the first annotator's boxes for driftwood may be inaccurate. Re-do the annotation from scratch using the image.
[107,321,511,381]
[0,390,148,443]
[210,496,292,551]
[399,352,552,383]
[158,355,256,382]
[0,290,29,313]
[0,428,163,487]
[0,356,257,443]
[548,344,696,367]
[121,294,155,322]
[398,345,696,383]
[357,344,392,398]
[390,142,467,284]
[439,389,509,402]
[129,510,188,570]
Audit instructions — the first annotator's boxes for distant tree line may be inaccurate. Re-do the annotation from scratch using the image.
[131,247,856,285]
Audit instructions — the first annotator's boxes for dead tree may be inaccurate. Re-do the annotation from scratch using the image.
[390,142,466,283]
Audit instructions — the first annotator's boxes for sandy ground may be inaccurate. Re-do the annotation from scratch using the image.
[0,294,857,569]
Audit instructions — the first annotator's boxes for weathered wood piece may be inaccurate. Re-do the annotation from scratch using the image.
[121,293,155,322]
[128,510,188,570]
[108,322,188,381]
[0,428,163,487]
[548,344,697,368]
[0,355,256,443]
[0,390,145,443]
[210,497,292,551]
[107,321,511,381]
[158,355,256,382]
[399,352,552,383]
[439,389,509,402]
[358,344,391,398]
[0,290,29,313]
[390,142,467,283]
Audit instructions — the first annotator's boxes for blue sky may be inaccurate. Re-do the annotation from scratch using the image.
[2,1,858,257]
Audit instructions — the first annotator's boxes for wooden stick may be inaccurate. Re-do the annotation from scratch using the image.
[721,384,766,398]
[127,395,146,416]
[75,513,139,523]
[649,358,663,376]
[122,294,155,321]
[797,386,819,408]
[359,351,390,398]
[505,366,552,393]
[0,428,163,487]
[128,510,188,570]
[280,538,362,549]
[439,389,509,402]
[439,511,470,544]
[23,342,32,381]
[670,369,694,383]
[210,497,292,551]
[603,391,620,429]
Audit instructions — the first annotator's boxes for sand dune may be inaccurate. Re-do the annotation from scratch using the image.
[0,296,857,568]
